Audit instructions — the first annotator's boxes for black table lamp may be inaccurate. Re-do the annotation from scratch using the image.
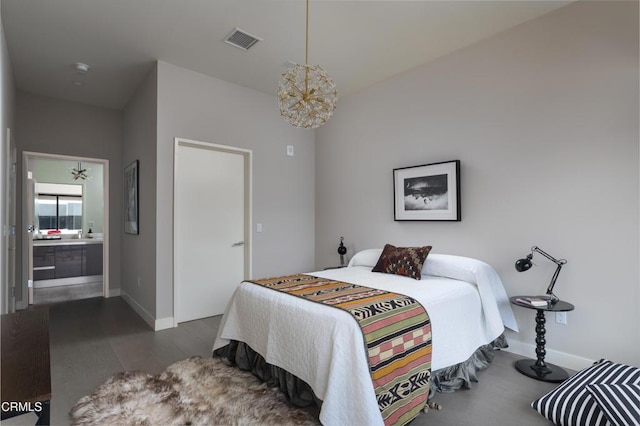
[515,246,567,304]
[338,237,347,267]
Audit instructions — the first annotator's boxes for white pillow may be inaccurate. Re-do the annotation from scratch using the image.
[347,248,383,268]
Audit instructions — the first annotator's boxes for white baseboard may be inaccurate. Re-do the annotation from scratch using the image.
[120,290,175,331]
[154,316,175,331]
[503,339,595,372]
[108,288,121,297]
[120,291,155,330]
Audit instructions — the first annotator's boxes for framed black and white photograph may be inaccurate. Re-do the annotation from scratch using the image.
[393,160,460,221]
[124,159,139,234]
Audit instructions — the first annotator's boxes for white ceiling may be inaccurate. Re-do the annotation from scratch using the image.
[2,0,572,110]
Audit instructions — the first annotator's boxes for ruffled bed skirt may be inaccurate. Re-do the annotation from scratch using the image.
[214,335,508,407]
[432,334,508,393]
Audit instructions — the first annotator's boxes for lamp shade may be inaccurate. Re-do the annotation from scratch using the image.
[515,255,533,272]
[337,237,347,255]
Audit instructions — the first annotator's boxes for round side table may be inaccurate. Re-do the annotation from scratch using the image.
[510,296,574,383]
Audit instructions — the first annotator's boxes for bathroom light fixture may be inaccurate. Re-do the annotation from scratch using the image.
[71,162,90,180]
[278,0,337,129]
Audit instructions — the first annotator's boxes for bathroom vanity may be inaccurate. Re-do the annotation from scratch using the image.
[33,239,103,285]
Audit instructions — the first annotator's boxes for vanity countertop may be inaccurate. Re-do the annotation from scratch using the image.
[33,238,103,246]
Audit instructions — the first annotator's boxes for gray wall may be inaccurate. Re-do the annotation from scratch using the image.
[122,65,158,319]
[315,1,639,367]
[155,61,315,322]
[15,92,123,300]
[1,20,16,313]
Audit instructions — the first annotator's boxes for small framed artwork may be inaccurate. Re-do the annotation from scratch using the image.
[124,159,139,234]
[393,160,461,221]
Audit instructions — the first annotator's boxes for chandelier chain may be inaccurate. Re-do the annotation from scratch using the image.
[305,0,310,96]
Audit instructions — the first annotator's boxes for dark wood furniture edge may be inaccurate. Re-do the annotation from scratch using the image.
[1,309,52,425]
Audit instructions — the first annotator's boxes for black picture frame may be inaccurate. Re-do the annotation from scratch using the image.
[393,160,461,221]
[124,159,139,234]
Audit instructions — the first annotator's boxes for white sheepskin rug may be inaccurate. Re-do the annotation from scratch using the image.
[69,356,319,425]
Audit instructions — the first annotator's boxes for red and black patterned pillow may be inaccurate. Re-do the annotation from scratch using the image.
[372,244,432,280]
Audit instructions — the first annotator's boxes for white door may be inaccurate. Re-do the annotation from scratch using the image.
[175,141,248,323]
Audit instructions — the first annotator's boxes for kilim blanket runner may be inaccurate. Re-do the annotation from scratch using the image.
[247,274,432,426]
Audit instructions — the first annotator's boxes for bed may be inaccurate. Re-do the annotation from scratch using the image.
[213,249,518,426]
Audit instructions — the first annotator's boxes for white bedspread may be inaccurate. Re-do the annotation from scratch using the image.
[213,253,517,426]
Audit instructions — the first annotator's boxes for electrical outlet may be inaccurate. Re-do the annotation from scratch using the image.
[555,311,567,325]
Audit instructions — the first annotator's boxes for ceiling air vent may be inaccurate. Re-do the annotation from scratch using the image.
[224,28,262,51]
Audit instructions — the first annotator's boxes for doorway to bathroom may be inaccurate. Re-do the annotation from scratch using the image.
[22,152,109,305]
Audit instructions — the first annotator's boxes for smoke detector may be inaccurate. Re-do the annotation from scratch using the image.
[74,62,90,74]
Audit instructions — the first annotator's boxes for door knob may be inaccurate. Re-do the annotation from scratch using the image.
[231,241,245,247]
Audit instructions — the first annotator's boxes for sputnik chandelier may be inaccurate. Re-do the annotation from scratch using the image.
[71,162,89,181]
[278,0,337,129]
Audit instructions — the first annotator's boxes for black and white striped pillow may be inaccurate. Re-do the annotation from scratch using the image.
[531,359,640,426]
[587,384,640,426]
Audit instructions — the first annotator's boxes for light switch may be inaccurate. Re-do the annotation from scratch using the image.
[286,145,294,157]
[257,223,263,233]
